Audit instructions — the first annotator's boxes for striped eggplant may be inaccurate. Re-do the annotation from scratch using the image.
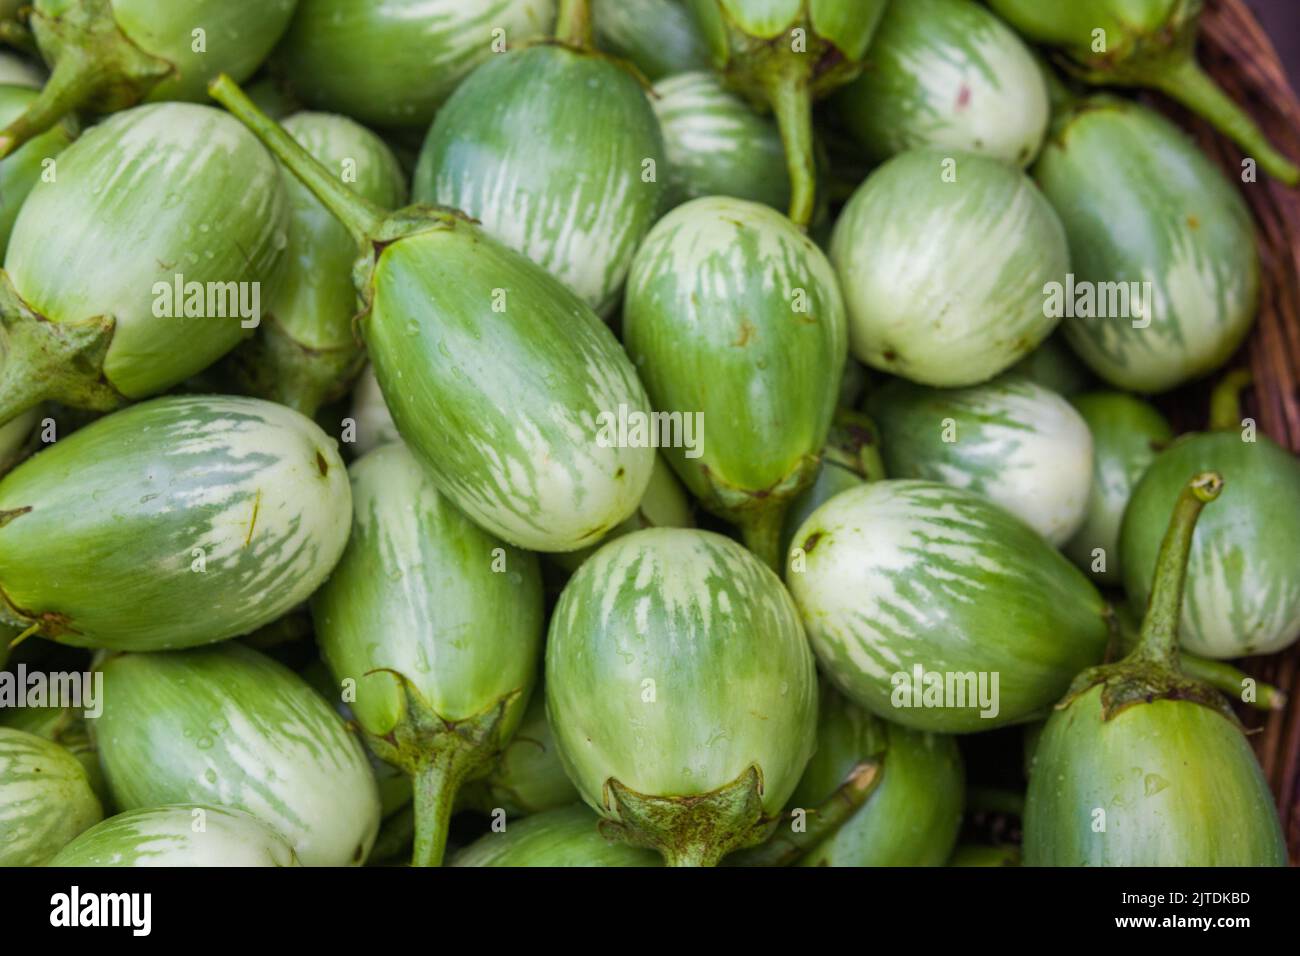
[547,528,819,866]
[91,643,381,867]
[276,0,556,130]
[1064,392,1173,586]
[0,705,108,805]
[651,71,790,212]
[866,375,1094,546]
[311,442,544,866]
[787,686,963,866]
[786,480,1110,733]
[0,84,71,254]
[0,0,297,156]
[346,365,400,458]
[413,7,666,317]
[224,112,408,416]
[452,804,660,867]
[830,149,1069,388]
[593,0,710,80]
[686,0,888,226]
[1025,472,1287,865]
[48,805,301,867]
[1034,97,1259,394]
[1008,332,1092,397]
[0,102,289,426]
[987,0,1299,185]
[0,54,43,89]
[211,77,655,553]
[0,395,351,651]
[834,0,1049,167]
[0,726,101,865]
[624,196,846,568]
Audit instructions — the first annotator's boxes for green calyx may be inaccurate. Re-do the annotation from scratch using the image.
[823,408,886,482]
[724,452,819,571]
[221,313,365,417]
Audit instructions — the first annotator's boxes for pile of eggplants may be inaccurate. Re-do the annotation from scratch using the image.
[0,0,1295,873]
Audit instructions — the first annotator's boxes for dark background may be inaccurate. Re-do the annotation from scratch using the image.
[1248,0,1300,89]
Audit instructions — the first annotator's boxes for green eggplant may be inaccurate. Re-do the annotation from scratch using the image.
[949,844,1021,866]
[830,149,1069,387]
[787,686,963,867]
[0,726,101,865]
[48,805,301,867]
[210,76,656,553]
[866,375,1094,546]
[1033,97,1259,394]
[624,196,846,568]
[91,643,381,867]
[224,112,408,416]
[1064,392,1173,586]
[986,0,1299,185]
[651,70,790,212]
[686,0,888,226]
[0,395,351,651]
[346,365,400,458]
[1025,471,1287,865]
[413,6,665,317]
[0,53,43,88]
[1008,332,1092,397]
[452,804,660,867]
[311,442,544,867]
[0,84,71,254]
[546,528,819,866]
[0,704,108,805]
[0,404,39,475]
[835,0,1049,167]
[786,480,1110,733]
[1121,377,1300,659]
[593,0,710,80]
[0,102,289,426]
[276,0,556,131]
[0,0,297,157]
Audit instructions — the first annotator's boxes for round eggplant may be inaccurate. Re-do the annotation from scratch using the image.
[48,805,301,866]
[0,704,108,805]
[0,726,101,865]
[593,0,709,80]
[452,804,660,866]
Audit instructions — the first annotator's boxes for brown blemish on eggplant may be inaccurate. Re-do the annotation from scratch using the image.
[616,467,626,479]
[0,506,32,529]
[1186,214,1200,230]
[802,531,825,554]
[244,490,262,548]
[315,451,329,476]
[733,320,756,347]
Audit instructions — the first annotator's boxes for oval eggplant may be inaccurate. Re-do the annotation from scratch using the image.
[452,804,660,867]
[0,102,288,425]
[830,148,1069,387]
[593,0,709,80]
[624,196,846,567]
[276,0,556,130]
[1063,392,1173,586]
[835,0,1049,167]
[866,375,1094,546]
[311,442,544,866]
[48,805,301,867]
[346,364,400,458]
[0,704,108,805]
[413,40,665,317]
[0,395,351,651]
[651,70,790,212]
[1033,97,1259,393]
[0,726,101,865]
[546,528,819,866]
[1008,332,1092,396]
[786,480,1110,732]
[0,84,72,255]
[91,643,381,867]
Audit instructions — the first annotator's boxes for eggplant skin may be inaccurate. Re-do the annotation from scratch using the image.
[1024,687,1286,866]
[48,806,301,867]
[0,727,102,866]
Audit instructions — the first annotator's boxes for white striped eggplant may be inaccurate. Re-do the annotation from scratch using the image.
[624,196,846,568]
[0,704,108,805]
[830,149,1069,387]
[210,77,655,553]
[1033,97,1259,393]
[224,112,408,416]
[311,442,545,866]
[452,804,660,867]
[987,0,1299,185]
[786,480,1110,733]
[834,0,1049,167]
[1008,332,1092,397]
[0,84,72,255]
[0,103,289,426]
[347,364,400,458]
[1025,472,1287,865]
[0,726,101,865]
[413,4,666,317]
[0,395,351,651]
[91,643,382,867]
[1064,392,1173,586]
[866,375,1094,546]
[546,528,819,866]
[1120,377,1300,658]
[276,0,556,130]
[686,0,888,226]
[651,70,790,212]
[0,0,297,156]
[593,0,710,80]
[48,805,302,867]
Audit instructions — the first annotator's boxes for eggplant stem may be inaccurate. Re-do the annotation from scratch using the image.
[740,504,788,573]
[554,0,592,49]
[0,48,94,159]
[208,74,385,249]
[760,63,817,229]
[1208,368,1253,433]
[410,749,474,868]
